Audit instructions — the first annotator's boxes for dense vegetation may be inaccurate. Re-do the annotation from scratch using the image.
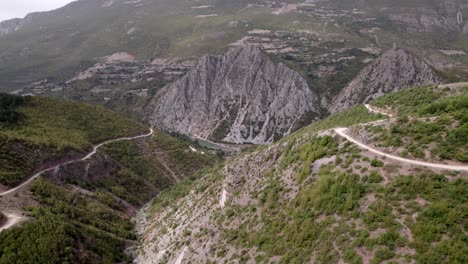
[218,136,467,263]
[63,130,217,207]
[0,93,29,124]
[368,86,468,162]
[0,133,216,263]
[0,95,147,185]
[372,85,466,117]
[146,86,467,263]
[0,216,77,263]
[0,178,132,263]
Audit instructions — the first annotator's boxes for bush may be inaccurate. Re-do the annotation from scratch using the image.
[0,93,29,124]
[367,172,384,183]
[370,159,384,167]
[373,247,395,263]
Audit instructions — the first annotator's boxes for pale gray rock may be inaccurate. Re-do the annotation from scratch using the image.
[330,48,440,113]
[148,45,320,144]
[0,18,24,37]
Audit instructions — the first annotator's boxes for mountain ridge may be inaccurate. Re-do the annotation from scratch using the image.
[148,45,321,144]
[137,84,468,264]
[329,47,441,113]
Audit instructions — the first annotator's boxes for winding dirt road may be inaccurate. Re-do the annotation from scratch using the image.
[334,104,468,171]
[360,101,468,171]
[0,128,153,197]
[334,127,468,171]
[0,128,154,231]
[364,104,393,118]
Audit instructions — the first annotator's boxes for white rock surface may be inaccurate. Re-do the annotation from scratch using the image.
[148,45,320,144]
[330,48,440,113]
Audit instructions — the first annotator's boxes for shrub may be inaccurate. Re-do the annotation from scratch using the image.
[367,172,384,183]
[373,247,395,263]
[0,93,30,124]
[370,159,384,167]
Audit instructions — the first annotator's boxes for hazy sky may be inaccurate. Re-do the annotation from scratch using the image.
[0,0,75,22]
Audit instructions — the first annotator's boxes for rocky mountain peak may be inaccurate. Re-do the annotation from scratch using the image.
[329,47,441,113]
[147,45,320,144]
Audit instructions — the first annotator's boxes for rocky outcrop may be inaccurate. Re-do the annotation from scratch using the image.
[148,45,320,144]
[0,18,24,37]
[330,48,440,113]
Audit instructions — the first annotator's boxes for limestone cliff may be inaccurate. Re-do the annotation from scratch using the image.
[330,48,440,113]
[148,45,320,144]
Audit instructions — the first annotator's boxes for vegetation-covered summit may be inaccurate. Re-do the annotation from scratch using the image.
[0,94,147,185]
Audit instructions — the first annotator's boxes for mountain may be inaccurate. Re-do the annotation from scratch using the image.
[136,84,468,263]
[148,45,320,144]
[0,93,146,186]
[0,93,217,263]
[0,1,467,263]
[1,0,467,95]
[325,0,468,33]
[329,48,441,113]
[0,18,24,37]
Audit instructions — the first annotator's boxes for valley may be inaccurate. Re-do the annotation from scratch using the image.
[0,94,218,262]
[137,84,467,264]
[0,0,467,263]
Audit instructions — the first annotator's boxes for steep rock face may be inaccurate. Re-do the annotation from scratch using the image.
[330,48,440,113]
[0,18,24,37]
[148,45,320,144]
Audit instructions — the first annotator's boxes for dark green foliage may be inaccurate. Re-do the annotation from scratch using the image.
[367,171,384,183]
[372,247,395,263]
[0,96,147,185]
[370,159,384,167]
[387,175,468,263]
[372,85,441,116]
[223,166,367,263]
[280,136,338,183]
[152,131,215,174]
[30,178,135,240]
[302,172,365,214]
[0,129,216,263]
[363,200,396,231]
[420,93,468,117]
[0,216,75,264]
[97,140,173,205]
[0,93,29,124]
[371,86,468,161]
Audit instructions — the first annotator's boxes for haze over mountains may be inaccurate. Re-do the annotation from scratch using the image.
[0,0,467,263]
[1,0,466,140]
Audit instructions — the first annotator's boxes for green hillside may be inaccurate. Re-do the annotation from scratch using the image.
[138,85,468,263]
[0,93,147,185]
[369,85,468,162]
[0,95,218,263]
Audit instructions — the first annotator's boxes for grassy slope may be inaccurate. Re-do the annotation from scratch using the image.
[143,87,467,263]
[0,94,147,185]
[0,115,218,263]
[370,85,468,162]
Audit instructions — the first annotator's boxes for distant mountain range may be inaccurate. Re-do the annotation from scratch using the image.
[0,1,467,263]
